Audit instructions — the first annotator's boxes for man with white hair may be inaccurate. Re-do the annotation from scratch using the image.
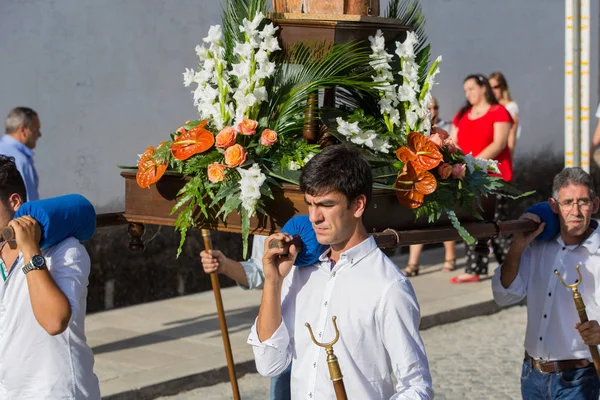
[1,107,42,201]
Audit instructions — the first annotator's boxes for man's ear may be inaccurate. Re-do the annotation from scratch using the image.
[7,193,23,211]
[352,194,368,218]
[548,198,559,214]
[593,196,600,214]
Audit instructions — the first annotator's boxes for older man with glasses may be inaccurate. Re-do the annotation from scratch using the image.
[492,167,600,399]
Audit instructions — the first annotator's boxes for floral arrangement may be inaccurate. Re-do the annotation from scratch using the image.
[324,29,527,243]
[130,0,527,256]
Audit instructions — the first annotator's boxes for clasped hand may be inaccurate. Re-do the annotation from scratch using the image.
[262,233,299,285]
[7,216,41,257]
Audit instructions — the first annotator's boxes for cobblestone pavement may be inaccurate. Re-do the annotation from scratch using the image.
[157,306,527,400]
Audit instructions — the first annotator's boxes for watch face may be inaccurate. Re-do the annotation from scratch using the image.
[31,255,45,268]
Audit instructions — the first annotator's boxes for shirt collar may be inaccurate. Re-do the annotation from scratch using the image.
[554,220,600,253]
[0,135,34,157]
[317,236,378,268]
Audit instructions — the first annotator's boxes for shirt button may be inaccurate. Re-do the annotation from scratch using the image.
[319,332,322,337]
[539,337,543,341]
[562,247,566,250]
[313,362,316,368]
[309,393,313,398]
[544,314,547,318]
[548,292,552,297]
[332,272,336,277]
[324,301,328,306]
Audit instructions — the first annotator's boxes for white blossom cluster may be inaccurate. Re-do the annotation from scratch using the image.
[288,152,315,171]
[237,163,267,215]
[182,13,280,131]
[183,25,232,130]
[368,30,400,129]
[230,12,280,126]
[464,153,501,175]
[336,117,392,154]
[394,31,442,134]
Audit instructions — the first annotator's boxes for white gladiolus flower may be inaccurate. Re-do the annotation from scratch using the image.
[231,61,251,78]
[195,45,208,59]
[288,161,301,171]
[260,36,281,53]
[237,164,267,215]
[203,25,222,45]
[255,49,269,64]
[253,87,268,103]
[259,23,278,39]
[486,159,501,174]
[183,68,196,87]
[303,153,315,164]
[234,42,253,59]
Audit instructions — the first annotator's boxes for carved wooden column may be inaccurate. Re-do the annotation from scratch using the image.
[127,223,146,252]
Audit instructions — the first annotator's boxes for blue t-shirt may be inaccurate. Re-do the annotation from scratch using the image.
[0,135,39,201]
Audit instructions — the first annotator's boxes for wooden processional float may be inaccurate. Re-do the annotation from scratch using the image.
[109,2,540,399]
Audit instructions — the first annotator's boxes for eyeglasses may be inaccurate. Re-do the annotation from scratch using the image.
[491,85,501,90]
[554,198,593,210]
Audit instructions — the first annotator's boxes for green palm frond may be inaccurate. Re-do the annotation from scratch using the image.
[386,0,427,49]
[263,41,377,137]
[222,0,268,63]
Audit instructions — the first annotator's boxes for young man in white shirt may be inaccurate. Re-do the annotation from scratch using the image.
[248,145,433,399]
[0,155,100,399]
[492,167,600,399]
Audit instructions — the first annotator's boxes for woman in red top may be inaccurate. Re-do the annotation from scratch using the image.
[450,74,513,283]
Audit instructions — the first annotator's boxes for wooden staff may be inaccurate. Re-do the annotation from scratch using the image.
[201,229,241,400]
[306,316,347,400]
[554,265,600,379]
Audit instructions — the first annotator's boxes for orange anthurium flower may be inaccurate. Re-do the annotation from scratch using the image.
[395,132,443,172]
[394,162,438,209]
[171,120,215,160]
[136,142,168,189]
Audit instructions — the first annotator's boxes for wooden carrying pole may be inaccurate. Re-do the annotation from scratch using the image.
[554,265,600,379]
[201,229,241,400]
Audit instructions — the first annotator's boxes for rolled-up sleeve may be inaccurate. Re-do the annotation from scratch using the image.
[380,279,433,400]
[247,319,293,376]
[237,235,266,290]
[492,247,531,306]
[238,259,265,290]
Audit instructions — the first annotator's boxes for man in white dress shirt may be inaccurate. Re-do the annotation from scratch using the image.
[493,167,600,399]
[0,155,100,399]
[248,145,433,399]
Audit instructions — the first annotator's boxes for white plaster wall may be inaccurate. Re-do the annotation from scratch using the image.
[0,0,223,211]
[1,0,597,210]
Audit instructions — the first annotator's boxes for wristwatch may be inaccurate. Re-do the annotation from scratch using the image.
[22,255,47,274]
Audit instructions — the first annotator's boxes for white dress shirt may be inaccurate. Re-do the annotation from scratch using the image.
[0,237,100,399]
[492,225,600,362]
[248,236,432,399]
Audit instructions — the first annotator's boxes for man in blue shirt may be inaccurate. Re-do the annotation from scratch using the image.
[0,107,41,201]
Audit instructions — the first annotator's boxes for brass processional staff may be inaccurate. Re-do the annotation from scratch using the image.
[554,265,600,379]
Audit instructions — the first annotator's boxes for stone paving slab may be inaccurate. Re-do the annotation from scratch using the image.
[156,306,528,399]
[93,245,513,399]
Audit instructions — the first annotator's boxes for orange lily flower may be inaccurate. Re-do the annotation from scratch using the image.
[171,120,215,160]
[394,162,438,209]
[136,142,168,188]
[395,132,443,172]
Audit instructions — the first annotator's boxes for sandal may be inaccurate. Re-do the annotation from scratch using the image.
[442,258,456,273]
[402,263,419,277]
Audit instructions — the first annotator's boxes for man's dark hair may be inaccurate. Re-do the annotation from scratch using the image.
[0,155,27,202]
[300,145,372,206]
